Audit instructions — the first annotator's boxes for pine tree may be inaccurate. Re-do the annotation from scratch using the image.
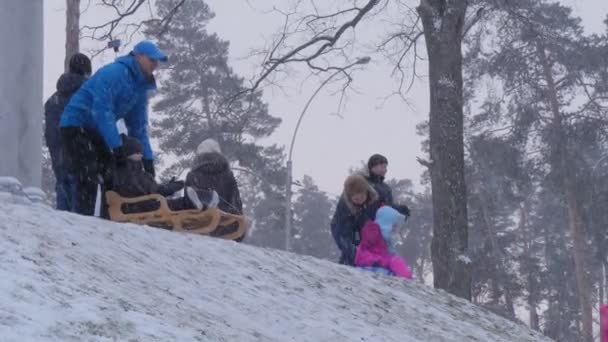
[465,2,608,339]
[466,135,526,321]
[291,176,338,260]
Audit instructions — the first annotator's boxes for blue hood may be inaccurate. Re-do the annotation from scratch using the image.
[115,54,157,91]
[375,206,405,250]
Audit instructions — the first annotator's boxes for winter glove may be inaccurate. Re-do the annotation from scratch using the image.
[143,159,155,178]
[395,204,410,217]
[157,179,185,197]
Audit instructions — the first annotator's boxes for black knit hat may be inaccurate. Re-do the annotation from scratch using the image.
[69,53,92,76]
[121,134,143,156]
[367,154,388,169]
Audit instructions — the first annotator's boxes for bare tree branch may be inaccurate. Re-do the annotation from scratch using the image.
[80,0,187,56]
[248,0,381,93]
[146,0,187,36]
[416,156,433,169]
[462,7,485,38]
[81,0,148,41]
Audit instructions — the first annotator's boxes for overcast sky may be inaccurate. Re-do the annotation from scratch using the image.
[43,1,608,197]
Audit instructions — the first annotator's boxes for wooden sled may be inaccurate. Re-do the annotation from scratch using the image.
[105,191,248,241]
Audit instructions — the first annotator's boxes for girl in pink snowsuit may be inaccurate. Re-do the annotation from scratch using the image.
[354,206,413,279]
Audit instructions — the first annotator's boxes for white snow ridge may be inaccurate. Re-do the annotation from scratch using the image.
[0,187,550,341]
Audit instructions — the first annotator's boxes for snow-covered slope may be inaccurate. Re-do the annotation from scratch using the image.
[0,182,550,341]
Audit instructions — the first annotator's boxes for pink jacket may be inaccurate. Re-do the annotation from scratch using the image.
[354,220,412,279]
[601,304,608,342]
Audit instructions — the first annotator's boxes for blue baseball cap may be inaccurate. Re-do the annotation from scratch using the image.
[133,40,168,62]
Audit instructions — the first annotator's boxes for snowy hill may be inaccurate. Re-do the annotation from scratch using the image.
[0,180,550,341]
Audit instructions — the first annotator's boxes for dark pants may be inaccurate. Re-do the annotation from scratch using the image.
[55,173,77,211]
[49,144,77,212]
[61,127,112,216]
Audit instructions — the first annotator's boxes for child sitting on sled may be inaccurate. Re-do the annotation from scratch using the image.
[354,205,413,279]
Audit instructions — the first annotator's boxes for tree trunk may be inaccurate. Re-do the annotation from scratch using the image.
[519,201,539,331]
[537,43,593,342]
[65,0,80,72]
[417,0,471,300]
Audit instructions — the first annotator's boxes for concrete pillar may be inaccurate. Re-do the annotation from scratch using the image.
[0,1,44,187]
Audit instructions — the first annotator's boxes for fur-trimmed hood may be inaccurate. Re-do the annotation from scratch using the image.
[341,174,379,214]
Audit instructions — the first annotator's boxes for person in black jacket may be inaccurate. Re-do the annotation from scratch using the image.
[330,174,381,265]
[186,139,242,214]
[365,154,410,217]
[186,138,244,240]
[44,53,91,211]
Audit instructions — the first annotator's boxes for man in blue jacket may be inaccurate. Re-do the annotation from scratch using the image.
[60,40,168,216]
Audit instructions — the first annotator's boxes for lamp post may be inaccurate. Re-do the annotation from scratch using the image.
[284,57,371,251]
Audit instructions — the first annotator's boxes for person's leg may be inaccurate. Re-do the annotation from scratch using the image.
[167,197,188,211]
[186,187,204,210]
[61,127,100,216]
[87,128,113,217]
[49,144,69,211]
[67,173,78,213]
[75,159,100,216]
[55,174,70,211]
[388,255,413,279]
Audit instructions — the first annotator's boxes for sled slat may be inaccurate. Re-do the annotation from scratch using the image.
[105,191,248,240]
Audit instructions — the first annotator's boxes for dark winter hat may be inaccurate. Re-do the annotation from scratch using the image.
[344,174,369,198]
[69,53,92,76]
[121,134,143,156]
[367,154,388,169]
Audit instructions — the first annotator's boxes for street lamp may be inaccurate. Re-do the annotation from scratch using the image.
[284,57,371,251]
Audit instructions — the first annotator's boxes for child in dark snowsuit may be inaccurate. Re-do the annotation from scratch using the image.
[112,135,212,213]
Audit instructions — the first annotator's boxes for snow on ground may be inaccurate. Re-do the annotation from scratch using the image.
[0,180,550,341]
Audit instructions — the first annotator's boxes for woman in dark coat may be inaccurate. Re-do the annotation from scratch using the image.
[330,174,381,266]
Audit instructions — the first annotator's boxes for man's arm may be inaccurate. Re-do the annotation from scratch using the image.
[91,68,122,151]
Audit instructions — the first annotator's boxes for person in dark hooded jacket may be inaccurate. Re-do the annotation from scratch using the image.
[44,53,91,211]
[186,139,242,214]
[330,174,381,266]
[366,154,393,206]
[365,153,410,217]
[112,135,195,214]
[185,139,244,240]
